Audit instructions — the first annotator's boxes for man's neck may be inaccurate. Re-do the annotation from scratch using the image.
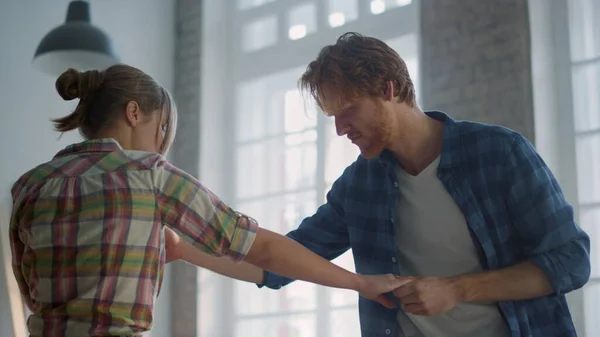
[388,111,444,176]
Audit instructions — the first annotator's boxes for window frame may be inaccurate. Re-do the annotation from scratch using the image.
[201,0,600,336]
[199,1,421,336]
[529,0,600,335]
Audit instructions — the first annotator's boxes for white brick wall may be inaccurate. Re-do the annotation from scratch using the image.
[420,0,535,141]
[170,1,201,336]
[172,0,202,177]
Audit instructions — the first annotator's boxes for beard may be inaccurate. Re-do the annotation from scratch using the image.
[358,104,392,159]
[359,138,386,159]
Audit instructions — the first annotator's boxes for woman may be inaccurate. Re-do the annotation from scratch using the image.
[9,64,406,337]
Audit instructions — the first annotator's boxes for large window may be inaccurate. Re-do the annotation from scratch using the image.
[199,1,420,336]
[568,0,600,335]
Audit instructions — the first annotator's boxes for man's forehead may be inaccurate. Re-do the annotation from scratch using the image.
[319,92,354,115]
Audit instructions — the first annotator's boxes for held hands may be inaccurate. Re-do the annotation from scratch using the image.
[166,226,463,315]
[392,276,463,315]
[356,274,414,309]
[360,275,464,315]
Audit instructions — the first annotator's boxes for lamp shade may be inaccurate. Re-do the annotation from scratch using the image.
[32,1,119,75]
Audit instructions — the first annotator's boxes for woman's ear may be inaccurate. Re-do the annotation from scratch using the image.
[125,101,142,127]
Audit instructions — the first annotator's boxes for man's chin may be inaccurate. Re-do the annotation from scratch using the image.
[359,146,384,159]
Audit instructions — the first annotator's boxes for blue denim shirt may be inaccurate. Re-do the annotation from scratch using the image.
[259,111,590,337]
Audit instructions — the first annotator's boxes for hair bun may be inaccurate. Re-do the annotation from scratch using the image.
[55,68,105,101]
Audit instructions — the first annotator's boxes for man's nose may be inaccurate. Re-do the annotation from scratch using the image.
[335,118,350,136]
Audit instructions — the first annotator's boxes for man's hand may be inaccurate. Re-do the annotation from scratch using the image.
[357,274,414,309]
[393,276,462,315]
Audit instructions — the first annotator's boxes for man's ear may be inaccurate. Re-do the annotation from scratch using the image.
[382,80,395,102]
[125,101,142,127]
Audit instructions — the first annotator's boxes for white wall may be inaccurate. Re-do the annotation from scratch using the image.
[0,0,175,336]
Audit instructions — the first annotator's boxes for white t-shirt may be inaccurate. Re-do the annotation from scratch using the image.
[394,156,510,337]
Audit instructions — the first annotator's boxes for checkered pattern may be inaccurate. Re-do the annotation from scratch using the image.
[260,111,591,337]
[9,139,258,337]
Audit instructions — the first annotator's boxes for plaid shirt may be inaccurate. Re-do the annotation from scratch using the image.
[260,111,591,337]
[9,139,258,337]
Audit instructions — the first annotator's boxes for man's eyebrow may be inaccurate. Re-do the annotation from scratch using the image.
[340,104,355,114]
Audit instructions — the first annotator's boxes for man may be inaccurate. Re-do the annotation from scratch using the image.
[168,32,590,337]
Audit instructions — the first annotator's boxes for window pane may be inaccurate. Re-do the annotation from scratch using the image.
[237,0,276,11]
[330,308,361,337]
[234,192,318,315]
[236,66,311,141]
[325,122,361,186]
[236,139,279,199]
[330,250,358,307]
[328,0,358,28]
[197,271,221,337]
[576,134,600,205]
[235,314,316,337]
[386,33,421,107]
[288,2,317,40]
[242,15,278,52]
[568,0,600,62]
[584,281,600,337]
[580,207,600,278]
[285,131,318,191]
[572,61,600,133]
[236,131,317,199]
[370,0,412,15]
[284,90,318,133]
[234,280,317,315]
[236,191,317,232]
[323,183,333,204]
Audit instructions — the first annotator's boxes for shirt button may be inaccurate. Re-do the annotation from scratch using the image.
[393,181,399,187]
[390,217,394,223]
[392,257,397,263]
[385,328,391,335]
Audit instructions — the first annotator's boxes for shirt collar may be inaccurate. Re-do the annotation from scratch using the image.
[377,110,464,172]
[54,138,123,159]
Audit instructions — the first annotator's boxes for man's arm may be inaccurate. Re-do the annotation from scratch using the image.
[394,261,555,315]
[454,134,590,302]
[394,134,591,315]
[500,134,590,296]
[450,261,553,303]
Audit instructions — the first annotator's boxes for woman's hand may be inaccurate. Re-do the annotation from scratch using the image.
[357,274,414,309]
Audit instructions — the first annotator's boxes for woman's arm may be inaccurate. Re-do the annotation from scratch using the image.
[165,226,264,283]
[164,226,407,308]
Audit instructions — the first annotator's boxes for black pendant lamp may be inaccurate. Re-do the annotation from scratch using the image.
[32,1,119,75]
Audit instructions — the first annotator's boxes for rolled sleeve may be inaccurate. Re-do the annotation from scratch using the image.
[529,234,590,295]
[153,158,259,259]
[505,135,591,295]
[226,214,258,261]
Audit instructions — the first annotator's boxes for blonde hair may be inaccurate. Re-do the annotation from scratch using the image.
[53,64,177,155]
